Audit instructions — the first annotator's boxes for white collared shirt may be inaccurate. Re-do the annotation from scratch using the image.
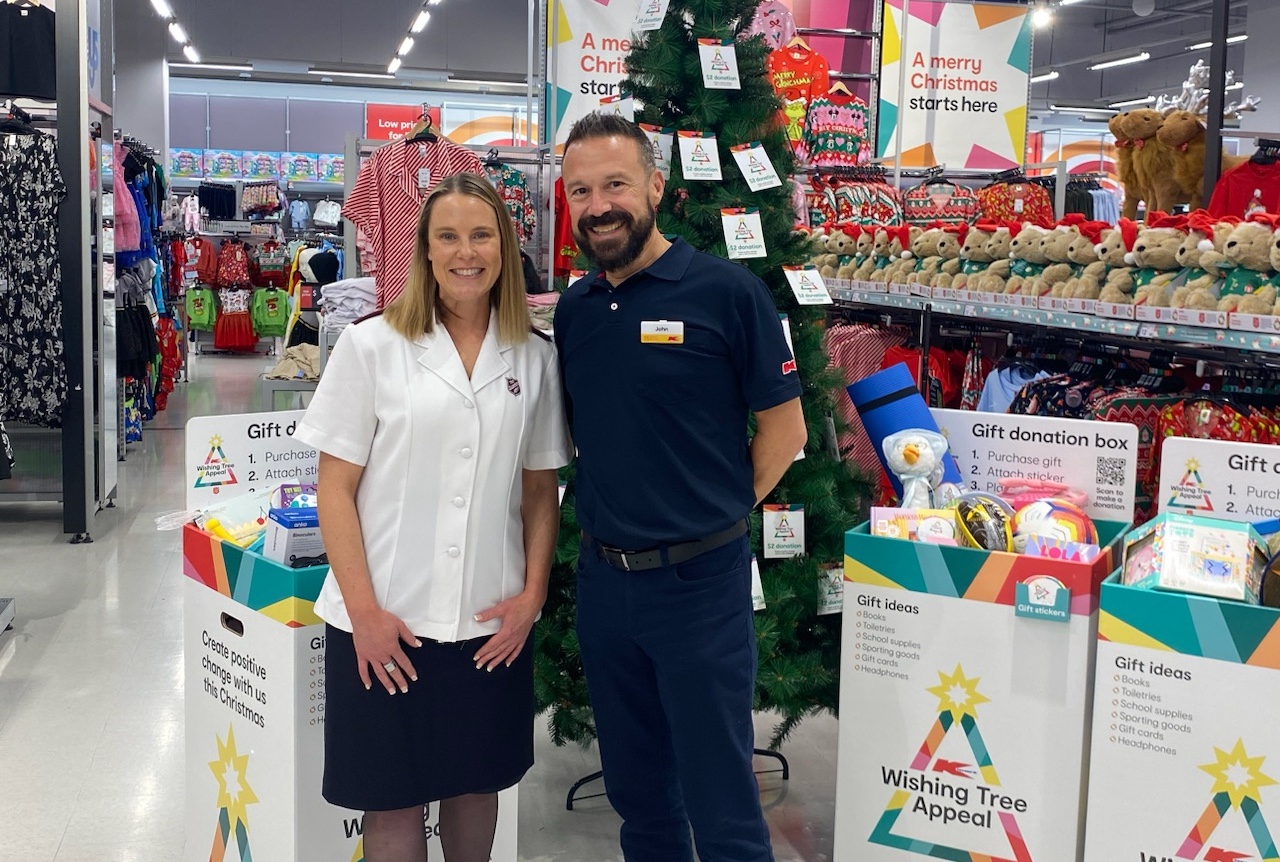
[293,314,571,642]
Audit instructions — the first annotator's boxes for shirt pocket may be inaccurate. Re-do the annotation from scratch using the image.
[637,326,728,405]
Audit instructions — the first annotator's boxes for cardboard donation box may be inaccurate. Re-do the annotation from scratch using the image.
[834,521,1127,862]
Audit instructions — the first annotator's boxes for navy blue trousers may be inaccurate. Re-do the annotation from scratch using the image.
[576,533,774,862]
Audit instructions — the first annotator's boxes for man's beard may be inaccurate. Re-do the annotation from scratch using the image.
[574,207,655,272]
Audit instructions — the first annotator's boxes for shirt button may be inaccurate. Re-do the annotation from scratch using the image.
[447,546,460,558]
[610,302,618,311]
[463,398,474,409]
[460,447,473,459]
[453,496,465,508]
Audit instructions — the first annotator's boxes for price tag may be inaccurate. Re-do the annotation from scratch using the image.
[599,93,634,121]
[639,123,674,179]
[721,207,766,259]
[763,504,805,558]
[932,408,1138,522]
[1159,437,1280,522]
[697,38,741,89]
[634,0,671,30]
[729,141,782,192]
[678,131,722,180]
[783,265,833,305]
[1138,323,1158,339]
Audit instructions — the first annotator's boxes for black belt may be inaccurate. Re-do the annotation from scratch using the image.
[583,519,749,572]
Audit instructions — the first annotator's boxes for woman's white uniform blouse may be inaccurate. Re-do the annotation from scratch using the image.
[293,314,571,642]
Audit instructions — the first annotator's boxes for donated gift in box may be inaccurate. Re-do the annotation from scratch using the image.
[265,507,325,565]
[869,507,958,544]
[1122,512,1267,603]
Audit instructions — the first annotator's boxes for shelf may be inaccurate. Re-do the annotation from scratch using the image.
[831,286,1280,356]
[796,26,879,39]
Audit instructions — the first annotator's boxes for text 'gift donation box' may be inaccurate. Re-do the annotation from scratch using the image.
[1084,577,1280,862]
[834,521,1128,862]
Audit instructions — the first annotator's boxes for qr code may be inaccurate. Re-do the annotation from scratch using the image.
[1096,456,1125,487]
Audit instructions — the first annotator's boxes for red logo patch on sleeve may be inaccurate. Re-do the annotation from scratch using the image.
[781,359,797,374]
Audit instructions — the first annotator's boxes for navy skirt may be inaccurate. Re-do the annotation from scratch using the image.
[322,624,535,811]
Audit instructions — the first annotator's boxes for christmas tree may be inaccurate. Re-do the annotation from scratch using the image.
[534,0,871,749]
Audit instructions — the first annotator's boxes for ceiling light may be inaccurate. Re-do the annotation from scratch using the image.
[1031,6,1053,28]
[169,62,253,72]
[149,0,173,18]
[411,10,431,32]
[397,37,415,56]
[387,57,403,75]
[1109,95,1156,108]
[168,22,188,43]
[1186,34,1247,51]
[182,45,200,63]
[1030,71,1059,84]
[428,0,444,5]
[308,68,396,79]
[1088,52,1150,71]
[1050,103,1118,115]
[1058,0,1089,5]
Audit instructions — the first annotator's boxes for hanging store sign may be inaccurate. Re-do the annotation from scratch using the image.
[365,103,442,142]
[547,0,643,150]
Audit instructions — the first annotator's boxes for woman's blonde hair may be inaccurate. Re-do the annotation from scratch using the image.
[383,173,529,345]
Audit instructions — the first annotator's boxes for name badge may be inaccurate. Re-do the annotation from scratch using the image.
[640,320,684,344]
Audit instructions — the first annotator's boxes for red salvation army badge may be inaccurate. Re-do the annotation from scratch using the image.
[781,359,797,375]
[507,377,521,396]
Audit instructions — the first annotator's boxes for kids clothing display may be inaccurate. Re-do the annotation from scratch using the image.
[746,0,797,51]
[802,92,871,169]
[766,41,830,164]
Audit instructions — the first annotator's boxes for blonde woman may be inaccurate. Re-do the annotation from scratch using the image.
[294,173,570,862]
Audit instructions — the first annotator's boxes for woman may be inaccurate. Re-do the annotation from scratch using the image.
[293,173,570,862]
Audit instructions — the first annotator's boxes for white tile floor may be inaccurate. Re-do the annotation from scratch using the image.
[0,353,839,861]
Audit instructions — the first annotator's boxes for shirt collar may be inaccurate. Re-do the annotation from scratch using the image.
[584,236,694,293]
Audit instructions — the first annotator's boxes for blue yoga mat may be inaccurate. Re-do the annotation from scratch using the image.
[846,362,962,499]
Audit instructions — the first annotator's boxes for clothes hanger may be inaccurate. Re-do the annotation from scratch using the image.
[786,35,811,52]
[406,111,438,144]
[827,80,853,97]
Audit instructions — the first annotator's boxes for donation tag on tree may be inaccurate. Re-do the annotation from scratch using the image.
[729,141,782,192]
[763,503,805,558]
[783,264,834,305]
[780,314,805,462]
[818,563,844,615]
[678,130,722,180]
[599,92,635,121]
[697,38,741,89]
[751,556,766,610]
[721,207,767,259]
[634,0,671,31]
[639,123,675,179]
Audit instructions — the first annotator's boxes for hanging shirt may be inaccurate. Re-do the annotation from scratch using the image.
[802,93,871,170]
[288,199,311,230]
[553,177,579,277]
[0,3,55,101]
[976,182,1054,227]
[903,180,982,226]
[746,0,797,51]
[484,163,538,245]
[343,138,483,308]
[766,44,830,163]
[1206,160,1280,219]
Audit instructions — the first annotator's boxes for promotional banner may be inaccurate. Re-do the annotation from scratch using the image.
[365,103,441,142]
[242,151,283,180]
[170,148,204,178]
[547,0,643,149]
[318,154,345,185]
[280,152,321,183]
[203,150,244,180]
[877,0,1031,169]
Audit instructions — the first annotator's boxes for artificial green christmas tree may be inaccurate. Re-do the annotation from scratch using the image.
[534,0,872,749]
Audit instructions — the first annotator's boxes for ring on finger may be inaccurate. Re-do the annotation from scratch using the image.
[383,660,398,673]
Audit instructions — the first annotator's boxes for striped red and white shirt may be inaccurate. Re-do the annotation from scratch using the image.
[343,138,483,308]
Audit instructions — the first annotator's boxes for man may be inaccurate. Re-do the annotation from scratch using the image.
[553,112,807,862]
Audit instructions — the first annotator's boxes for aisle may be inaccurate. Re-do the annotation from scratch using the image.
[0,352,839,862]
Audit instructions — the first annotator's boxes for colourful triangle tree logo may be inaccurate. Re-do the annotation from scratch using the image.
[869,664,1032,861]
[195,435,239,490]
[206,725,259,862]
[1167,458,1215,512]
[1176,739,1279,861]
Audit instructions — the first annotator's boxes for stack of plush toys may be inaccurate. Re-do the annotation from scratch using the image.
[806,208,1280,315]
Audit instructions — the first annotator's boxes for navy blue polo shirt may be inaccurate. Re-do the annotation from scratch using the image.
[554,237,802,549]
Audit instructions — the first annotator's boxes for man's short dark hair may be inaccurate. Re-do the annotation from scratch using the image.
[565,112,656,175]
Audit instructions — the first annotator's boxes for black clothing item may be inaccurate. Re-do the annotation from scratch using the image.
[197,183,237,220]
[307,250,340,287]
[0,3,55,101]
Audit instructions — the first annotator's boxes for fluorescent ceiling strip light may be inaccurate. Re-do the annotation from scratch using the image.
[308,68,396,79]
[428,0,444,5]
[1058,0,1089,5]
[1030,71,1059,83]
[170,62,252,72]
[411,10,431,32]
[387,57,403,75]
[448,77,523,87]
[168,22,188,43]
[1089,52,1150,71]
[182,45,200,63]
[398,37,415,56]
[150,0,173,18]
[1050,104,1117,114]
[1187,34,1247,51]
[1109,95,1155,108]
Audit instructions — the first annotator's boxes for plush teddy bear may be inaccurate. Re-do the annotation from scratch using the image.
[869,226,918,284]
[931,224,967,288]
[1060,220,1111,299]
[1121,108,1185,215]
[1034,224,1079,298]
[1170,211,1235,310]
[854,226,891,282]
[1217,216,1280,313]
[821,227,858,282]
[972,224,1016,295]
[1130,213,1188,307]
[1096,220,1139,304]
[804,227,833,273]
[907,227,948,285]
[1110,113,1146,221]
[1005,224,1051,295]
[1156,110,1250,211]
[951,222,995,292]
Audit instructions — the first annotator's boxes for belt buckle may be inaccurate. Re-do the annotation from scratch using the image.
[601,544,631,571]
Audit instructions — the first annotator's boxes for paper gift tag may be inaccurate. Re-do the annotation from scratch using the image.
[678,131,722,180]
[817,563,844,615]
[730,142,783,192]
[763,504,805,558]
[698,39,741,89]
[599,93,634,121]
[750,556,766,611]
[639,123,675,179]
[721,208,766,260]
[779,314,804,462]
[634,0,671,30]
[783,265,834,305]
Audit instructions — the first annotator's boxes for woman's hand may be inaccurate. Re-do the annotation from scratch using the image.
[472,590,544,671]
[351,607,421,694]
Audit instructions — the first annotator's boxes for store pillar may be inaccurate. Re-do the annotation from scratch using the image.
[113,0,169,157]
[1243,1,1280,136]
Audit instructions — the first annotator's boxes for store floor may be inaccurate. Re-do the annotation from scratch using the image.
[0,354,839,862]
